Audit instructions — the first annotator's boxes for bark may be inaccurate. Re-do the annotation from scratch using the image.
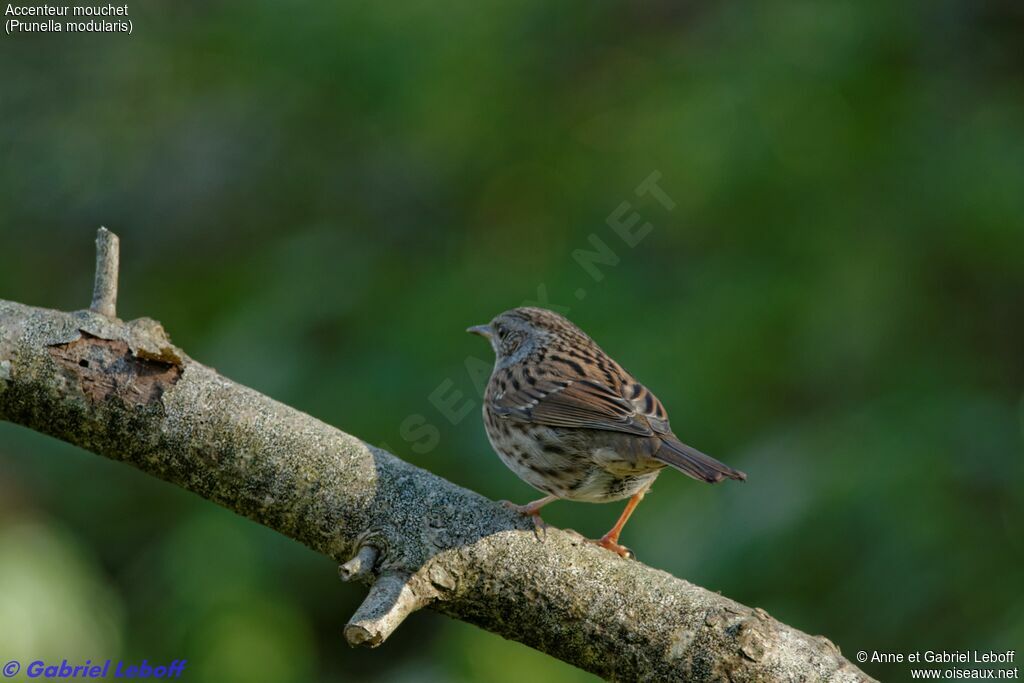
[0,233,875,682]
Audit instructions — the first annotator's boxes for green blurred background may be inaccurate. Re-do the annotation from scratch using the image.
[1,1,1022,680]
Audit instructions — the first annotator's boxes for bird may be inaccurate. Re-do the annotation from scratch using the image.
[467,306,745,557]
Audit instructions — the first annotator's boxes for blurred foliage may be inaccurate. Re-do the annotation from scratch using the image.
[1,0,1023,680]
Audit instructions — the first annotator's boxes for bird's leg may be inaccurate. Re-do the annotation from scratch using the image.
[501,494,557,517]
[500,494,557,538]
[592,489,648,558]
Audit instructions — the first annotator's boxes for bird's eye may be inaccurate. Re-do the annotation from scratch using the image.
[496,325,507,339]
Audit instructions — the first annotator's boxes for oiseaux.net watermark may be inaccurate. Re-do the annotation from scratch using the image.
[856,649,1018,680]
[2,659,186,679]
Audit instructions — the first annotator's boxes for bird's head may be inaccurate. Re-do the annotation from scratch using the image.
[467,307,579,367]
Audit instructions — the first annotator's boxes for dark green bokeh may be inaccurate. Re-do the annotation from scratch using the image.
[1,1,1022,680]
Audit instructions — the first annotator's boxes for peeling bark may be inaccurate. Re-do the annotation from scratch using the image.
[0,233,875,681]
[48,332,181,404]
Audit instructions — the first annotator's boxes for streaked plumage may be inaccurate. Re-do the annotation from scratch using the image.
[468,306,745,556]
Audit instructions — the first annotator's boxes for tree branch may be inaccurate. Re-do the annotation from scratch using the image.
[344,571,430,647]
[0,232,874,682]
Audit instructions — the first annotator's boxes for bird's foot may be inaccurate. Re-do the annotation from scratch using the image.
[561,528,635,559]
[499,500,549,541]
[589,533,635,560]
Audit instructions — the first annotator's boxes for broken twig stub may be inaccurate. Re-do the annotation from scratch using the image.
[90,227,120,318]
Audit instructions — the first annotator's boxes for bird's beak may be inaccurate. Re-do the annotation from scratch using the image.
[466,324,492,339]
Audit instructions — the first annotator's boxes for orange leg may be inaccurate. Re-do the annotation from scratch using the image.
[501,495,557,534]
[593,489,648,558]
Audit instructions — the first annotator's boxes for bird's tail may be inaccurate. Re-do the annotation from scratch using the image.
[654,436,746,483]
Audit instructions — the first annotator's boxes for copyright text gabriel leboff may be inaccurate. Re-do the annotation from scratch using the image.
[2,659,186,679]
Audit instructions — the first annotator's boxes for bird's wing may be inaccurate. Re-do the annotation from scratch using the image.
[492,372,746,483]
[490,369,671,437]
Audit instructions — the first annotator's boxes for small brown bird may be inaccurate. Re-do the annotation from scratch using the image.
[468,307,745,557]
